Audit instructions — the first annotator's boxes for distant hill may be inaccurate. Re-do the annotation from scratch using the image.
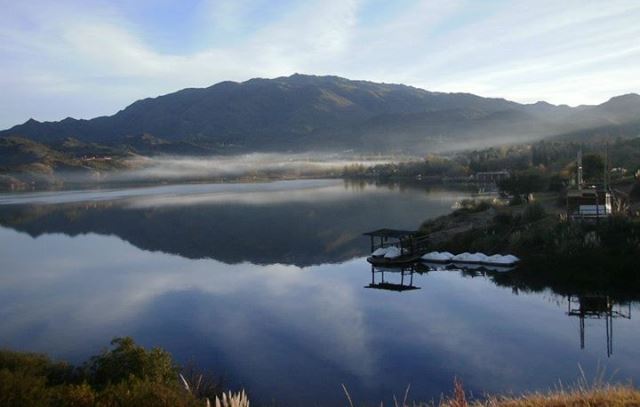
[0,136,132,190]
[2,74,640,155]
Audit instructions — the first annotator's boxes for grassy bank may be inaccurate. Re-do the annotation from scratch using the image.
[438,383,640,407]
[368,380,640,406]
[467,386,640,406]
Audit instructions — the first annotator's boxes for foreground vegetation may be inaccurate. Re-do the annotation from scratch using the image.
[2,338,639,407]
[366,380,640,407]
[0,337,225,406]
[438,382,640,407]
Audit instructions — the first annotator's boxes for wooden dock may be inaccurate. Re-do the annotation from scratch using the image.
[363,228,430,266]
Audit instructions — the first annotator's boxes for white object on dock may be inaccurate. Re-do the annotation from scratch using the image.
[372,247,390,257]
[452,252,484,263]
[421,251,454,262]
[383,246,402,259]
[472,252,489,262]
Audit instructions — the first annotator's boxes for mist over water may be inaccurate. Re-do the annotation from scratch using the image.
[126,154,399,178]
[19,153,409,187]
[104,153,402,183]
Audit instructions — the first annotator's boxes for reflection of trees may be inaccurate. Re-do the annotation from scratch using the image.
[0,183,455,267]
[566,295,631,357]
[487,259,640,304]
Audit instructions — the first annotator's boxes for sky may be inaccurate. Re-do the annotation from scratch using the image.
[1,0,640,129]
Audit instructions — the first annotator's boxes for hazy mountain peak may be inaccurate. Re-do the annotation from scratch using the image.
[603,93,640,105]
[531,101,555,107]
[2,75,640,154]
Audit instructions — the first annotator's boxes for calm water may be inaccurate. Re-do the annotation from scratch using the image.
[0,179,638,406]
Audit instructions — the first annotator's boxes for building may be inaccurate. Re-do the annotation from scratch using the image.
[566,188,612,219]
[566,148,613,220]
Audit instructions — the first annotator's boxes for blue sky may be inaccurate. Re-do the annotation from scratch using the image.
[1,0,639,129]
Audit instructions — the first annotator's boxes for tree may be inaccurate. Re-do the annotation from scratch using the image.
[498,169,548,199]
[85,337,177,387]
[582,154,604,183]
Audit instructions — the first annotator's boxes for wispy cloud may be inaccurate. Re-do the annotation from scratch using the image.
[1,0,639,128]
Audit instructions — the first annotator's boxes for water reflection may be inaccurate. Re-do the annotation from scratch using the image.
[420,261,516,274]
[365,262,517,291]
[0,180,466,267]
[366,265,423,292]
[567,295,632,357]
[1,181,639,405]
[362,262,636,360]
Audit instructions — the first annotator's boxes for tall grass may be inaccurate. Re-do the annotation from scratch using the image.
[340,375,640,407]
[213,390,249,407]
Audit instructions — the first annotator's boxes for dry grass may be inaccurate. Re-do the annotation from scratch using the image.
[213,390,250,407]
[341,376,640,407]
[439,373,640,407]
[459,385,640,407]
[181,381,640,407]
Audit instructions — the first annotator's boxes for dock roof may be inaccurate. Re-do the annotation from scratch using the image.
[363,228,418,238]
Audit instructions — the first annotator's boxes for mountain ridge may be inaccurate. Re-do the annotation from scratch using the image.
[2,74,640,154]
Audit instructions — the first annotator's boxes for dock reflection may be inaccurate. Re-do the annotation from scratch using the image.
[364,260,517,293]
[566,295,632,357]
[365,264,427,292]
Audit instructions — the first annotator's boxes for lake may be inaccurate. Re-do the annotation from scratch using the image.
[0,179,638,406]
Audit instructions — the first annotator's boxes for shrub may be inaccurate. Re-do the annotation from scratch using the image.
[454,199,492,215]
[0,368,50,407]
[50,383,95,407]
[493,210,514,227]
[522,202,547,223]
[498,169,549,197]
[97,378,199,407]
[85,337,177,387]
[630,181,640,201]
[0,338,211,407]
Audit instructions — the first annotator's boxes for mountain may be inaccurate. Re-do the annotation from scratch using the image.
[2,74,640,154]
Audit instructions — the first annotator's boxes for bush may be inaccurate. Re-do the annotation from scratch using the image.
[0,337,211,407]
[493,210,515,227]
[522,202,547,223]
[453,199,492,215]
[629,181,640,201]
[498,169,549,197]
[50,383,96,407]
[0,368,50,407]
[85,337,177,387]
[97,378,199,407]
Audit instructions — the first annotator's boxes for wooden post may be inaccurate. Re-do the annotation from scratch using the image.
[606,313,612,357]
[596,192,600,224]
[580,316,585,349]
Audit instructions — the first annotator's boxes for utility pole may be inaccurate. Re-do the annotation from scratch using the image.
[577,147,583,190]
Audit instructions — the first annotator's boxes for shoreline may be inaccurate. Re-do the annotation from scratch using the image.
[2,339,639,407]
[415,193,640,302]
